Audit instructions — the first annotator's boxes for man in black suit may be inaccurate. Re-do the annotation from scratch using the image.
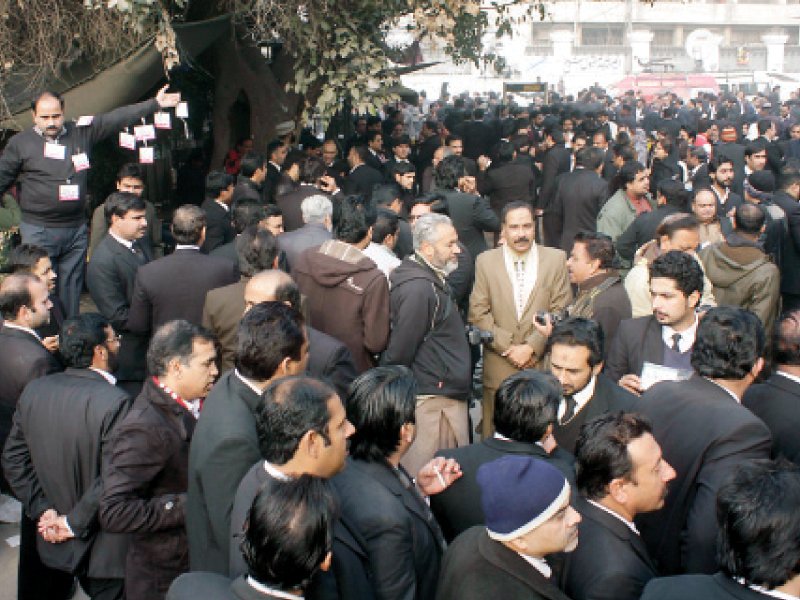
[550,146,608,251]
[209,202,268,266]
[431,370,574,542]
[363,130,386,173]
[188,302,309,574]
[127,204,238,333]
[276,194,332,272]
[642,460,800,600]
[263,139,288,205]
[277,157,329,233]
[547,318,638,453]
[200,171,235,254]
[445,134,478,176]
[0,273,67,600]
[635,306,772,576]
[170,477,335,600]
[476,140,535,219]
[3,313,130,600]
[772,165,800,311]
[243,270,358,400]
[342,145,383,199]
[86,192,152,391]
[606,251,703,395]
[461,107,496,159]
[714,132,747,198]
[538,128,572,216]
[10,243,65,348]
[744,309,800,464]
[561,413,675,600]
[231,152,266,206]
[436,456,579,600]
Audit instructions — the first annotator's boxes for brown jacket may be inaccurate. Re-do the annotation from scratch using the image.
[100,378,196,600]
[292,239,390,372]
[202,278,247,372]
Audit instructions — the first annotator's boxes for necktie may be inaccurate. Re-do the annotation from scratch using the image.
[131,242,147,265]
[515,259,526,316]
[671,333,682,352]
[561,396,578,424]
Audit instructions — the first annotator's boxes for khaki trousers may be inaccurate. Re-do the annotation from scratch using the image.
[400,395,470,477]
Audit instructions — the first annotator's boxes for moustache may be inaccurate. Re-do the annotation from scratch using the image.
[512,237,530,244]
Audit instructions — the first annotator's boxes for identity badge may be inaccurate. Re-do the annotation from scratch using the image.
[154,112,171,129]
[176,102,189,118]
[58,184,80,201]
[119,131,136,150]
[44,143,66,160]
[71,153,90,172]
[76,116,94,127]
[134,124,156,142]
[139,146,154,164]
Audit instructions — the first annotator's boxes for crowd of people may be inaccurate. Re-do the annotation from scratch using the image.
[0,81,798,600]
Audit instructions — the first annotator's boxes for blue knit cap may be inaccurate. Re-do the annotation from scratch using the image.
[477,455,570,542]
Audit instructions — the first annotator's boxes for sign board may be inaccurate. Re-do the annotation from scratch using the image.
[504,82,547,93]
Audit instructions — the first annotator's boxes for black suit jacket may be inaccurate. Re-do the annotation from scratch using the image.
[715,142,746,196]
[332,458,445,600]
[439,189,500,261]
[560,496,657,600]
[641,572,773,600]
[168,573,292,600]
[476,161,535,215]
[187,371,262,575]
[231,178,262,206]
[604,316,665,384]
[430,437,575,542]
[2,368,130,577]
[744,373,800,464]
[276,185,324,233]
[200,199,234,254]
[550,167,609,251]
[635,375,772,575]
[86,234,151,381]
[277,223,332,272]
[437,526,572,600]
[462,120,496,159]
[344,164,384,199]
[538,145,572,211]
[772,190,800,295]
[210,238,238,265]
[616,205,683,263]
[127,248,238,333]
[307,327,358,401]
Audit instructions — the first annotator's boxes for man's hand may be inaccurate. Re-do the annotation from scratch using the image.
[541,432,558,454]
[503,344,535,369]
[458,175,477,195]
[42,335,59,353]
[37,510,73,543]
[416,457,462,497]
[618,374,643,396]
[317,175,338,195]
[477,155,491,171]
[532,313,554,338]
[155,84,181,109]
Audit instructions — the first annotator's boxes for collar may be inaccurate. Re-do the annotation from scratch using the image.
[704,377,741,403]
[34,125,67,140]
[1,322,41,341]
[661,313,699,354]
[246,576,303,600]
[777,370,800,387]
[494,431,546,450]
[586,498,640,535]
[413,252,447,282]
[175,244,200,251]
[502,243,535,264]
[89,367,117,386]
[263,460,292,481]
[215,200,230,212]
[740,581,798,600]
[572,374,596,409]
[517,553,552,579]
[269,161,282,171]
[109,229,134,250]
[712,184,730,202]
[576,270,615,293]
[152,376,202,418]
[235,369,266,396]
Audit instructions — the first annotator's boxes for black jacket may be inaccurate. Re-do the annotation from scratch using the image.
[744,372,800,465]
[100,378,197,600]
[436,526,572,600]
[772,190,800,295]
[0,99,160,227]
[168,573,295,600]
[332,458,445,600]
[635,375,771,576]
[560,496,657,600]
[200,199,234,254]
[550,167,609,251]
[127,248,238,333]
[616,205,683,263]
[476,161,536,215]
[276,185,323,233]
[430,437,575,542]
[383,256,471,400]
[642,572,773,600]
[604,316,666,384]
[186,371,262,575]
[230,178,262,206]
[343,164,384,199]
[439,189,500,261]
[307,327,358,401]
[538,144,572,211]
[2,368,130,577]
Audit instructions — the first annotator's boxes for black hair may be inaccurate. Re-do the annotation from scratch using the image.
[372,184,401,208]
[272,280,302,311]
[267,139,286,160]
[576,146,605,170]
[745,139,768,159]
[735,203,766,235]
[575,412,653,501]
[717,459,800,588]
[756,118,774,136]
[372,208,399,244]
[0,273,40,320]
[493,370,560,442]
[236,226,278,276]
[172,204,207,245]
[283,150,305,174]
[708,155,734,174]
[104,191,145,227]
[545,317,605,368]
[366,130,382,145]
[239,152,266,178]
[236,302,305,381]
[255,376,335,464]
[10,244,49,273]
[657,179,690,209]
[205,170,234,200]
[774,310,800,366]
[242,475,334,591]
[692,306,765,379]
[547,128,565,145]
[501,200,535,224]
[572,231,615,269]
[232,202,267,234]
[496,140,515,163]
[655,213,699,240]
[386,160,415,178]
[146,319,215,378]
[435,155,466,190]
[346,365,417,463]
[611,161,646,195]
[300,157,327,184]
[333,195,371,244]
[351,145,370,165]
[778,164,800,191]
[116,163,144,182]
[656,137,673,155]
[648,250,703,298]
[59,313,109,369]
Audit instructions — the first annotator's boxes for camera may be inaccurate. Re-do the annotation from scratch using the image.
[465,325,494,346]
[534,310,566,327]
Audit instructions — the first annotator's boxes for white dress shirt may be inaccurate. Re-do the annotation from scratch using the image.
[503,244,538,320]
[661,314,698,354]
[558,375,597,421]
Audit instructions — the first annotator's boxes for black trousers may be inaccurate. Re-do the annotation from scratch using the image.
[18,513,73,600]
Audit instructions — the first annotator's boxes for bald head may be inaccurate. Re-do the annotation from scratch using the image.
[244,270,294,314]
